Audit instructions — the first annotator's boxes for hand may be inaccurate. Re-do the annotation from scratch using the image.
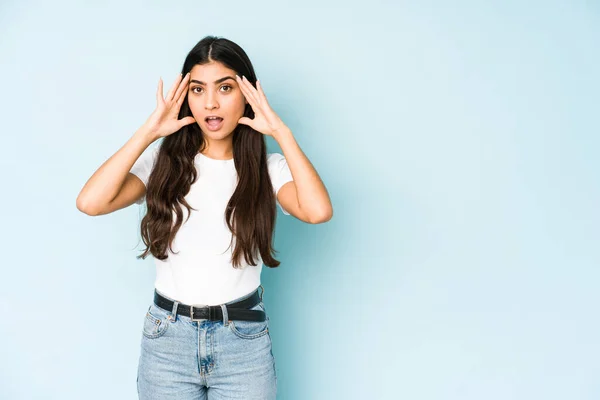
[236,75,287,137]
[142,73,196,140]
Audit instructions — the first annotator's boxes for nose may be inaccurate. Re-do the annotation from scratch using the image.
[204,90,219,110]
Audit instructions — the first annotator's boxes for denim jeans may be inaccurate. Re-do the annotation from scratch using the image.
[137,288,277,399]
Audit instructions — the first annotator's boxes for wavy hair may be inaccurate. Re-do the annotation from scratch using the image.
[136,36,281,268]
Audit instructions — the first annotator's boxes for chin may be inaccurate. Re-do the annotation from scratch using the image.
[201,126,236,140]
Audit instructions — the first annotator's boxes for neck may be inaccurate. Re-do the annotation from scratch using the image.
[200,136,234,160]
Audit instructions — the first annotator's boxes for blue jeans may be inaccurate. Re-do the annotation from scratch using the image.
[136,288,277,399]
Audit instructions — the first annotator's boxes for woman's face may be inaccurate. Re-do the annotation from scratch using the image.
[187,62,247,140]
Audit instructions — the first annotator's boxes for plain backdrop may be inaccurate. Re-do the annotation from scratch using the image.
[1,0,599,399]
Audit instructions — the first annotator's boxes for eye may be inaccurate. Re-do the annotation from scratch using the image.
[190,85,233,94]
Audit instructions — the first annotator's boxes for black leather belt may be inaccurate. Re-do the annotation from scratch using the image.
[153,287,266,322]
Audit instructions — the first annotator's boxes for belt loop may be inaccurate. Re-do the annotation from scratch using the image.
[259,284,264,301]
[169,301,179,323]
[220,304,229,326]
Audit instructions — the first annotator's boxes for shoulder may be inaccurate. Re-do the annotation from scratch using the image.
[266,151,293,190]
[150,144,161,158]
[137,143,161,163]
[143,144,162,166]
[266,152,291,177]
[129,143,162,187]
[266,152,288,170]
[267,152,284,163]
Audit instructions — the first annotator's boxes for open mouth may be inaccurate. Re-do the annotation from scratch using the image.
[205,116,224,131]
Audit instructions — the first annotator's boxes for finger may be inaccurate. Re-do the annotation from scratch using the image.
[236,75,260,110]
[166,73,183,102]
[242,75,261,105]
[178,116,196,129]
[256,79,269,106]
[238,116,254,128]
[156,77,164,104]
[175,82,188,106]
[236,74,259,104]
[173,72,190,101]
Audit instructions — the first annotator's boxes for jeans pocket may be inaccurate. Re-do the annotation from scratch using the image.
[142,304,170,339]
[229,302,269,339]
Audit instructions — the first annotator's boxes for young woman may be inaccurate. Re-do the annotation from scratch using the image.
[76,36,332,399]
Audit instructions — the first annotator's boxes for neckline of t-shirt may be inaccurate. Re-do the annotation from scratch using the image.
[196,152,234,163]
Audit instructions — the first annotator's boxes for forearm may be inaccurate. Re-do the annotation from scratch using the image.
[76,125,156,213]
[273,126,333,221]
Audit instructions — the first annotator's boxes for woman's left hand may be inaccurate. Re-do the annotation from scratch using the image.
[236,75,287,137]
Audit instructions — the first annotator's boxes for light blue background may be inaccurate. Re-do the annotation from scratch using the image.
[1,0,599,399]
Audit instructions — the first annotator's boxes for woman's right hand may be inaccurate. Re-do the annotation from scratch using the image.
[142,72,196,140]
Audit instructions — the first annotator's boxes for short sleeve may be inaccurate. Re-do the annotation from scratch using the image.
[130,146,159,205]
[267,152,294,215]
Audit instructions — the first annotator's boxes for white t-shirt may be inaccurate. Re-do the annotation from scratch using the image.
[129,144,294,306]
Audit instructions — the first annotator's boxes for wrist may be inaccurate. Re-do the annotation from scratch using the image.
[135,124,159,144]
[272,125,292,141]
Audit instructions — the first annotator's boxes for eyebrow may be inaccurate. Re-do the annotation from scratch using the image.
[190,76,236,85]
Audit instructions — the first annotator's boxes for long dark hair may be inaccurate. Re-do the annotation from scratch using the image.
[136,36,281,268]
